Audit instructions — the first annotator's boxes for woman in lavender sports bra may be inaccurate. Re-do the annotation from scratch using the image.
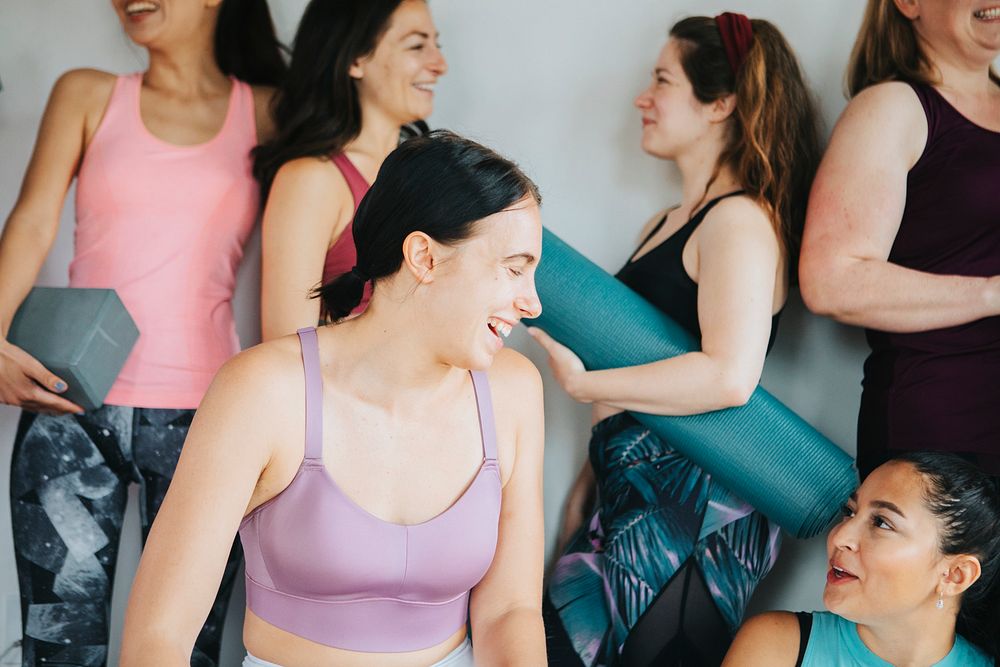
[121,131,547,666]
[254,0,448,340]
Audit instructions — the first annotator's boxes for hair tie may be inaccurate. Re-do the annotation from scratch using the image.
[715,12,754,76]
[350,266,370,282]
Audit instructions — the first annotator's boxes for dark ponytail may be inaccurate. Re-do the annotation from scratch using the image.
[214,0,288,87]
[894,452,1000,661]
[317,130,541,320]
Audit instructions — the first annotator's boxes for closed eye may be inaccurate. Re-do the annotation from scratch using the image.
[506,267,523,277]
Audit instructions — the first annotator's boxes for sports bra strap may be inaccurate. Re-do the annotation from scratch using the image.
[296,328,324,460]
[794,611,813,667]
[470,371,498,462]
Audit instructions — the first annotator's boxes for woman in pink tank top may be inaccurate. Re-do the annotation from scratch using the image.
[254,0,448,340]
[122,132,547,667]
[0,1,285,664]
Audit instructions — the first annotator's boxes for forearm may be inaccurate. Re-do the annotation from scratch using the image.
[119,631,190,667]
[0,213,58,337]
[570,351,757,416]
[473,607,546,666]
[802,256,998,332]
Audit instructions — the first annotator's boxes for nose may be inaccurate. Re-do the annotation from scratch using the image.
[635,85,653,110]
[428,43,448,77]
[828,514,860,554]
[516,280,542,320]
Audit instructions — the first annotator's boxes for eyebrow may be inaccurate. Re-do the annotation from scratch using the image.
[400,30,439,41]
[504,253,537,264]
[871,500,907,518]
[654,68,672,77]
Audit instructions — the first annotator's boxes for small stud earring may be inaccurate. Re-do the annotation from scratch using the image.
[936,595,944,610]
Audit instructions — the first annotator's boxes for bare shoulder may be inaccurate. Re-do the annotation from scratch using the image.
[271,155,351,197]
[486,347,543,399]
[250,84,278,142]
[699,195,776,247]
[51,68,116,113]
[723,612,802,667]
[835,82,926,162]
[206,334,303,408]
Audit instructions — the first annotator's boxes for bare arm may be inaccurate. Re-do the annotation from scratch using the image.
[469,351,546,666]
[260,158,352,340]
[799,82,1000,331]
[120,346,297,665]
[530,196,780,415]
[722,612,802,667]
[0,69,112,413]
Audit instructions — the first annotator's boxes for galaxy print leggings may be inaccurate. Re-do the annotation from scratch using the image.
[9,406,242,667]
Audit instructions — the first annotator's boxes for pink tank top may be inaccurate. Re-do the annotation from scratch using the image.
[70,73,259,408]
[239,328,502,653]
[322,154,372,312]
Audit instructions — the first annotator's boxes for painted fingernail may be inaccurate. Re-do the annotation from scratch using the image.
[54,381,67,392]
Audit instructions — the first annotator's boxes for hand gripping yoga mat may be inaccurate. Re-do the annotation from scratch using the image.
[529,228,856,539]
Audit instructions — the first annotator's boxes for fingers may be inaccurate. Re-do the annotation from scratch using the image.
[23,387,84,415]
[525,326,557,352]
[12,345,69,394]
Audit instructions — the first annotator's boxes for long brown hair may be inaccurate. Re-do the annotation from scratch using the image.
[847,0,1000,97]
[670,16,822,272]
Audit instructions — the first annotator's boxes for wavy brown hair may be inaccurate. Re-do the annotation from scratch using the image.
[670,16,822,274]
[847,0,1000,97]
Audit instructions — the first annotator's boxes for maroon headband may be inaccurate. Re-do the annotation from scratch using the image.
[715,12,754,76]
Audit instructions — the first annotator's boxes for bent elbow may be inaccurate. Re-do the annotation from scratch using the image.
[798,259,842,318]
[717,373,756,409]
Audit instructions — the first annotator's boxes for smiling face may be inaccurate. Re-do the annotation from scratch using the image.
[634,39,724,161]
[111,0,218,48]
[897,0,1000,66]
[422,198,543,371]
[824,461,956,623]
[351,0,448,127]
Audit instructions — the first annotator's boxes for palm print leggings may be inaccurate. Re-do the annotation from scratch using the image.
[9,406,242,667]
[544,412,782,667]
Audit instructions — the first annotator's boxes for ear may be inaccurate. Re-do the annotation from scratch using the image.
[892,0,920,20]
[708,93,737,124]
[401,231,437,284]
[349,58,365,81]
[940,554,983,599]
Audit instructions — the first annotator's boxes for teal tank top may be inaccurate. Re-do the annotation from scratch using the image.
[800,612,991,667]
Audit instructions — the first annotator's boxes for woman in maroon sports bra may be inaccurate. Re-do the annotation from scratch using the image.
[254,0,448,340]
[799,0,1000,479]
[121,132,547,666]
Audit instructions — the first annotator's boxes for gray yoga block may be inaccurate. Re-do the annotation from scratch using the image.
[8,287,139,411]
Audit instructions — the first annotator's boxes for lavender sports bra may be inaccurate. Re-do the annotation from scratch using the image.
[239,328,502,653]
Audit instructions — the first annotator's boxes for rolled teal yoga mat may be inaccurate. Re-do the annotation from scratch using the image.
[529,228,856,539]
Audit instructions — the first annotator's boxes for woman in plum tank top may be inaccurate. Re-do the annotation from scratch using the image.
[0,1,284,664]
[800,0,1000,479]
[121,132,547,666]
[254,0,448,340]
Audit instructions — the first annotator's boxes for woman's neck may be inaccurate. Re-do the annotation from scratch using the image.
[675,141,742,214]
[348,107,409,174]
[145,46,227,96]
[919,36,999,97]
[856,611,958,667]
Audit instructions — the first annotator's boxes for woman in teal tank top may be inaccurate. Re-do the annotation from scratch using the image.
[723,452,1000,666]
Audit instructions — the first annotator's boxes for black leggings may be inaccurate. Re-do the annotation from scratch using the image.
[9,406,242,667]
[544,559,731,667]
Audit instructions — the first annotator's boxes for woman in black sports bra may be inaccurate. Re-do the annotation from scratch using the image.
[530,14,821,666]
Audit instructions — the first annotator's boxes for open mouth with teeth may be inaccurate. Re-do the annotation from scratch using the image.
[125,1,158,17]
[413,83,436,93]
[974,6,1000,19]
[487,317,512,340]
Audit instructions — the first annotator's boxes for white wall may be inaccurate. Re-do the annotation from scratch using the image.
[0,1,881,664]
